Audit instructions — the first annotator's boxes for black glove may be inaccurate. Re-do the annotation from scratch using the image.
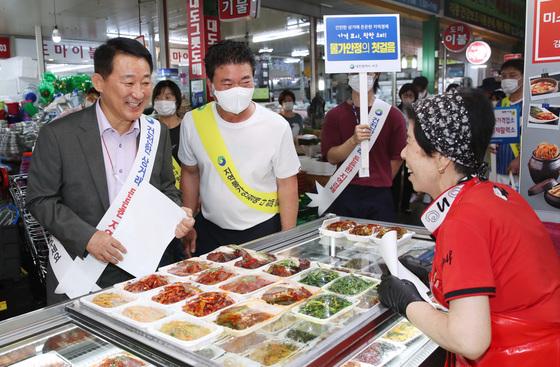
[399,255,431,287]
[378,274,425,317]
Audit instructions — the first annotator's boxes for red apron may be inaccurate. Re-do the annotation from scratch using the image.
[447,313,560,366]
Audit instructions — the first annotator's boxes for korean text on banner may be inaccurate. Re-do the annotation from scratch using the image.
[323,14,401,74]
[491,107,520,144]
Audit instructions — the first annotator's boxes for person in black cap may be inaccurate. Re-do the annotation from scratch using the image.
[477,77,500,100]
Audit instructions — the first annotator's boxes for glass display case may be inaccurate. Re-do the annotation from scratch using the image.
[0,216,438,367]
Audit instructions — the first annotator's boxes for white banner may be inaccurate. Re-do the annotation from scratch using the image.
[51,115,161,298]
[307,98,392,215]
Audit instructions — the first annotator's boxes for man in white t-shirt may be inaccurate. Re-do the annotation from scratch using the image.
[179,40,300,255]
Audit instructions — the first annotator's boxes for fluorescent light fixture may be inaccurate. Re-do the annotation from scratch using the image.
[46,63,94,74]
[284,57,300,64]
[411,56,418,69]
[471,64,488,69]
[259,47,274,53]
[253,28,307,43]
[52,26,61,43]
[291,49,309,57]
[401,56,407,69]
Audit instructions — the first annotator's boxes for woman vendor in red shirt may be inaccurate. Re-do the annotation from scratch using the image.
[378,89,560,366]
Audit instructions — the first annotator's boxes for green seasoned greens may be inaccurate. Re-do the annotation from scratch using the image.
[287,328,317,343]
[327,275,375,296]
[299,269,340,287]
[298,294,352,319]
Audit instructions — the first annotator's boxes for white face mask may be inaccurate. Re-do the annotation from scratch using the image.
[282,101,294,111]
[213,86,254,114]
[348,74,375,93]
[501,78,520,95]
[154,100,177,116]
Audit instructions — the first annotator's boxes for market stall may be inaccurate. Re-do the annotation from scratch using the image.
[0,217,437,367]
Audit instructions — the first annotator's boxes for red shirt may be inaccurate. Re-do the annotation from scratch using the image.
[320,102,406,188]
[430,180,560,323]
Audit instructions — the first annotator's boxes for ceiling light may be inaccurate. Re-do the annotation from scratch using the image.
[401,56,407,69]
[52,0,61,43]
[411,56,418,69]
[284,57,300,64]
[253,28,307,43]
[259,47,274,53]
[291,49,309,57]
[52,26,61,43]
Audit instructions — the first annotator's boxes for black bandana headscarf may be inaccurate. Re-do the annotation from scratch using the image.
[413,92,487,178]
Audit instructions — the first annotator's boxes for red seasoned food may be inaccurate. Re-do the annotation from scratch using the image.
[349,224,380,236]
[326,220,356,232]
[266,258,310,277]
[206,248,242,262]
[43,329,89,352]
[182,292,235,317]
[123,274,168,293]
[167,260,211,276]
[216,305,273,330]
[194,267,236,285]
[261,285,313,305]
[219,275,275,294]
[96,354,146,367]
[234,250,276,269]
[151,282,202,304]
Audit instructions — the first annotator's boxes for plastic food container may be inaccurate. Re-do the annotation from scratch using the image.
[326,274,379,299]
[218,332,269,354]
[181,291,241,319]
[216,353,261,367]
[319,217,356,238]
[191,266,240,287]
[80,289,137,313]
[115,274,173,297]
[200,246,243,265]
[263,258,314,278]
[113,301,172,329]
[256,281,320,308]
[149,282,205,307]
[292,293,356,325]
[147,314,223,350]
[246,339,303,366]
[351,339,406,367]
[380,319,423,345]
[294,267,345,289]
[159,257,214,278]
[211,300,285,337]
[370,228,415,246]
[218,273,279,298]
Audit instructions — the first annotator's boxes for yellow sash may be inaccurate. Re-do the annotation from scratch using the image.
[172,157,181,189]
[192,102,279,214]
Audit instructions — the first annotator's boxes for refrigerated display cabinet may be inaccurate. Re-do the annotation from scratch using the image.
[0,216,438,367]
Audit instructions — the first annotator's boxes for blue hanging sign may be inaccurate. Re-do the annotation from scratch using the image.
[324,14,401,73]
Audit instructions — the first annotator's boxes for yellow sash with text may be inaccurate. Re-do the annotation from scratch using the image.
[192,102,279,214]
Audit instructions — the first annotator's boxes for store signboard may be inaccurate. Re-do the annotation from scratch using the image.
[170,48,189,65]
[392,0,439,13]
[533,0,560,63]
[187,0,206,79]
[323,14,401,73]
[444,0,524,38]
[504,53,523,61]
[465,41,491,65]
[0,37,10,59]
[519,0,560,222]
[42,40,99,63]
[443,23,471,53]
[219,0,260,21]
